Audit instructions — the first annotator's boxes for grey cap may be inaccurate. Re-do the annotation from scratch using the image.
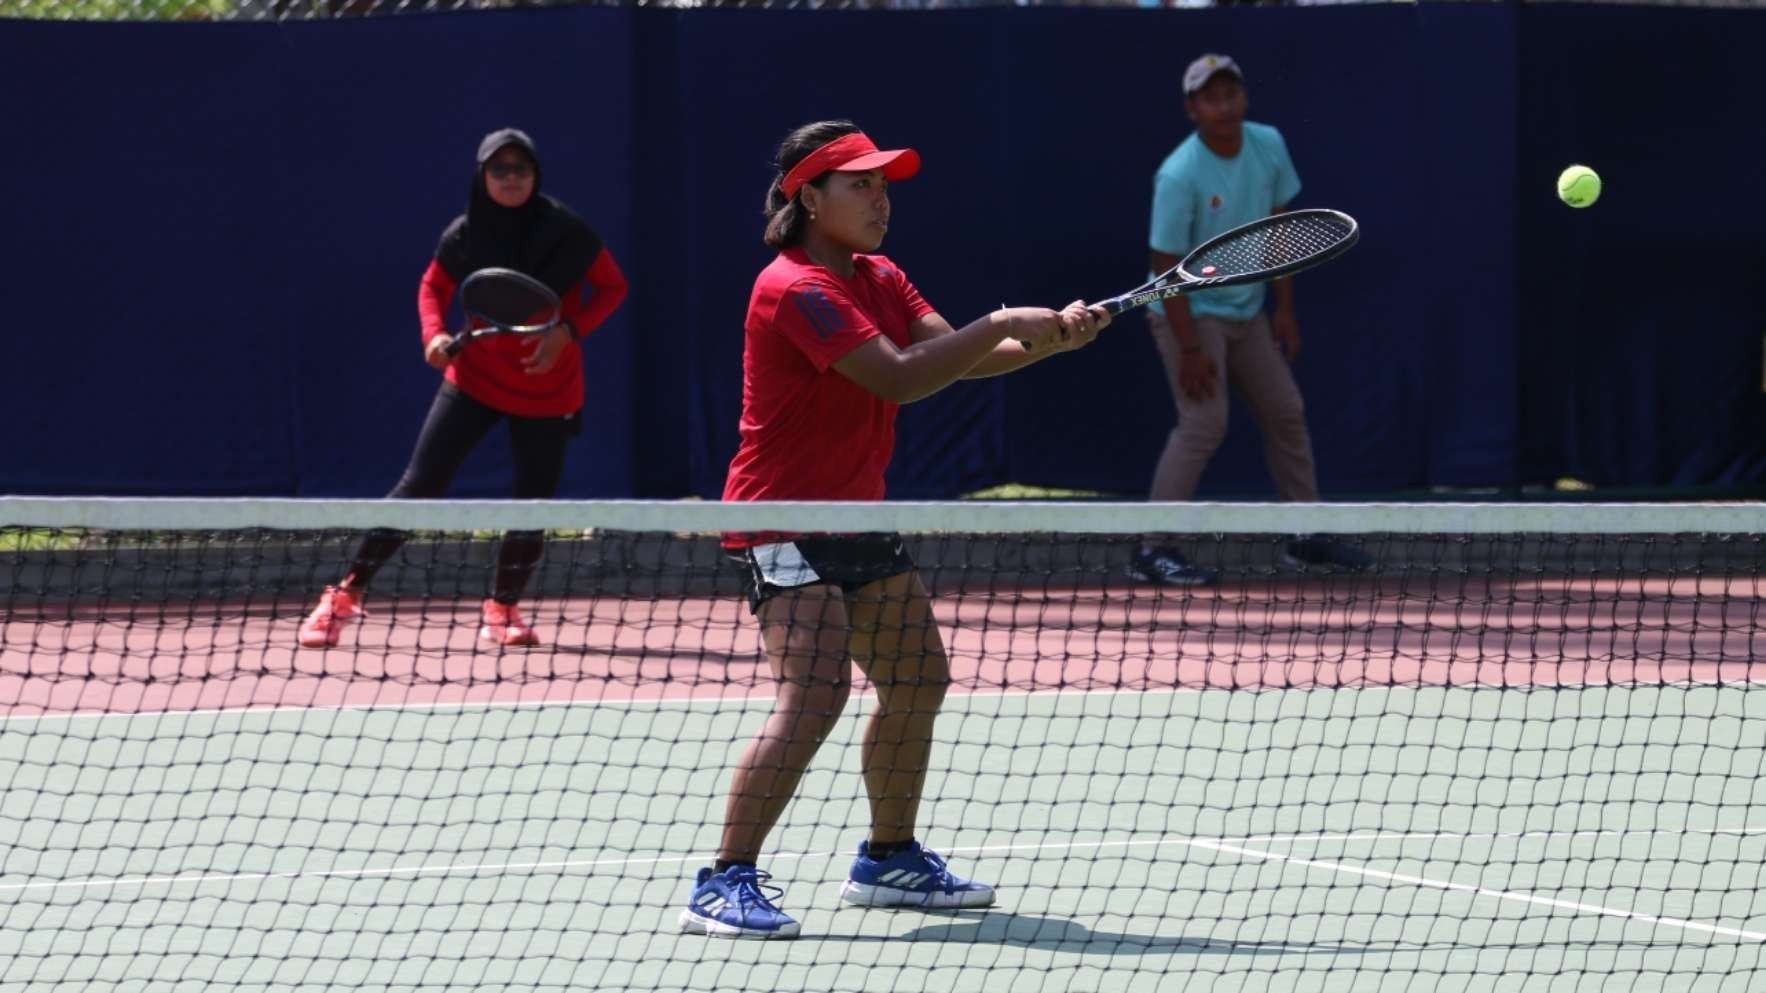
[477,127,537,165]
[1182,54,1244,96]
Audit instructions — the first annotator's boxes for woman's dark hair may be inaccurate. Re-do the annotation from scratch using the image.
[763,119,862,249]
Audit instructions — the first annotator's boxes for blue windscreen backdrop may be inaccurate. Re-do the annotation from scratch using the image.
[0,4,1760,498]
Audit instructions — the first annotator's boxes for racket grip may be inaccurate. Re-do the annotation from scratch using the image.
[443,334,467,356]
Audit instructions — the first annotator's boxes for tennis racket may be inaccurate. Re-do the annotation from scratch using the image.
[1099,208,1359,316]
[444,268,563,356]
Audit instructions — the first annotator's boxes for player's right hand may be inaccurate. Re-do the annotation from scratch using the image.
[425,335,455,370]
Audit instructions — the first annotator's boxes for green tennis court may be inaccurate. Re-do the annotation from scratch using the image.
[6,681,1764,993]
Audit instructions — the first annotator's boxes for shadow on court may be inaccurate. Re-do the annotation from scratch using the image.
[839,910,1378,957]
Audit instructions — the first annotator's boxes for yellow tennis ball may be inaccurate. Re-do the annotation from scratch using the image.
[1557,165,1601,208]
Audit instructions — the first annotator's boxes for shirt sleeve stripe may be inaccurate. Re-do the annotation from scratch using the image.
[791,286,845,339]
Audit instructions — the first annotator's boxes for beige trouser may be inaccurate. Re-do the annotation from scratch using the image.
[1147,310,1320,502]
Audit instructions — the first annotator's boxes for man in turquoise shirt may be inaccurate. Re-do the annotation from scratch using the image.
[1128,53,1370,586]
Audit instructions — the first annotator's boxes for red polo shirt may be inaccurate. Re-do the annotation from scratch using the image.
[723,248,935,512]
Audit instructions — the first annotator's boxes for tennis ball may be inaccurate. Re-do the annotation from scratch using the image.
[1557,165,1601,208]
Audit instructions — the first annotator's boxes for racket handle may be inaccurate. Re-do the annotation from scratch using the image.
[1099,283,1183,317]
[443,333,467,356]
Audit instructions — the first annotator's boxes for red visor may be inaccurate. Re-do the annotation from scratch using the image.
[781,132,921,199]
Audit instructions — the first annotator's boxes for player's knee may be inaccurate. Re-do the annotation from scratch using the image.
[782,699,847,746]
[778,665,852,725]
[875,654,950,717]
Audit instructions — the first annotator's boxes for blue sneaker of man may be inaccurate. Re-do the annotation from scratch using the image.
[839,841,995,909]
[679,865,801,939]
[1124,547,1218,586]
[1283,537,1374,572]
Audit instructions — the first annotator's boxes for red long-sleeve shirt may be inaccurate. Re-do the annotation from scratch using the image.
[417,247,628,418]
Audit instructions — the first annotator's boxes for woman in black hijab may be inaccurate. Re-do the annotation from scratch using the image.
[298,128,628,651]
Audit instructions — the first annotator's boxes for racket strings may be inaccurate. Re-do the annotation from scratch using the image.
[1188,213,1353,277]
[462,274,560,330]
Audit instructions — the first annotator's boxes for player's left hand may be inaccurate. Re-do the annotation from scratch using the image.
[1271,310,1301,363]
[522,325,573,375]
[424,334,456,371]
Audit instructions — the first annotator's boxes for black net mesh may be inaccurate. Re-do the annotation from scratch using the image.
[3,498,1764,991]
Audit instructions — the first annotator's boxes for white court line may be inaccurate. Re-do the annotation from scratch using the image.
[1231,825,1766,845]
[3,672,1755,729]
[0,681,1204,728]
[7,829,1766,943]
[0,851,708,897]
[1179,835,1766,943]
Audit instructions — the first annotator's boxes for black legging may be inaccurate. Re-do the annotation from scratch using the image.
[344,383,580,603]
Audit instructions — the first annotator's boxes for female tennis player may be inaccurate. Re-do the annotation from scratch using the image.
[679,120,1108,939]
[298,127,627,650]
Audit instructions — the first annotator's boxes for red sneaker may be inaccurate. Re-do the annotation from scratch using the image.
[297,586,365,648]
[480,599,538,647]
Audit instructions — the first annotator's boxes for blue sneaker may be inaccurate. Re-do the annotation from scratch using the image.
[679,865,800,939]
[839,841,995,909]
[1283,536,1374,573]
[1124,547,1218,586]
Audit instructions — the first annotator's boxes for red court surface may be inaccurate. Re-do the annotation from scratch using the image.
[4,575,1762,718]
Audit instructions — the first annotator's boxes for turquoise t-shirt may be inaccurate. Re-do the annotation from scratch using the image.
[1146,121,1301,319]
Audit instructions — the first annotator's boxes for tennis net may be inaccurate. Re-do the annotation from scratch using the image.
[2,497,1764,992]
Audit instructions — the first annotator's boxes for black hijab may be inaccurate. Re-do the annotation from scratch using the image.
[435,128,602,297]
